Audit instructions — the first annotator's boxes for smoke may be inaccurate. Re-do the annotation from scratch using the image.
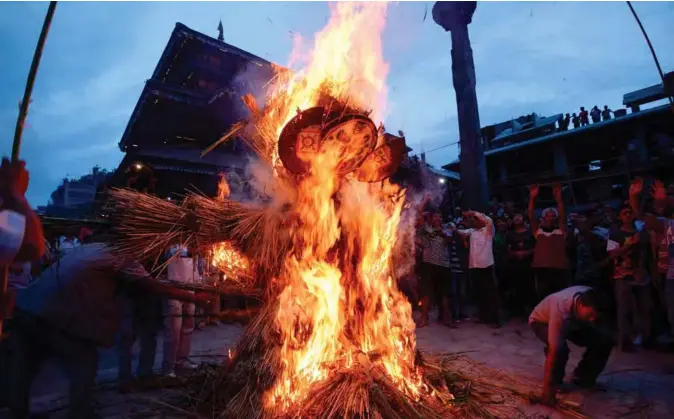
[230,61,280,120]
[392,164,450,280]
[244,157,296,210]
[393,205,417,280]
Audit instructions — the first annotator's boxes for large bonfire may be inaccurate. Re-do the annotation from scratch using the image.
[201,3,438,417]
[106,3,586,419]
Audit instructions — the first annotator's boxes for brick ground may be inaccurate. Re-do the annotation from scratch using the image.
[2,319,673,418]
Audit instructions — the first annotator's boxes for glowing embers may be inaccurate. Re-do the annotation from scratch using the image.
[210,241,251,282]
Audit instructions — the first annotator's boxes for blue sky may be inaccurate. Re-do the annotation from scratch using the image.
[1,1,673,207]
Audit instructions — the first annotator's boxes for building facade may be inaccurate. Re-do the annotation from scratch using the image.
[44,166,113,218]
[444,78,674,211]
[110,23,276,199]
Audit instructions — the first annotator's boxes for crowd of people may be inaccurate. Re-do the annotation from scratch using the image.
[407,179,674,351]
[557,105,614,131]
[407,178,674,403]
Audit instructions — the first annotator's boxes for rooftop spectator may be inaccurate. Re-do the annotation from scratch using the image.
[590,106,601,123]
[579,107,589,127]
[571,113,580,129]
[558,113,571,131]
[601,105,612,121]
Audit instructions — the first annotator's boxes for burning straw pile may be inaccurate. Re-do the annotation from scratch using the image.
[106,3,587,419]
[138,349,587,419]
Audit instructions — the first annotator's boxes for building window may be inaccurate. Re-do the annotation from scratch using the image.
[588,160,602,172]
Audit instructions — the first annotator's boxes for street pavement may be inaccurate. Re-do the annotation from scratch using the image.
[2,317,674,418]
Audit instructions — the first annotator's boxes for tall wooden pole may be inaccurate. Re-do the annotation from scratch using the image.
[12,2,58,160]
[432,2,489,211]
[1,1,57,336]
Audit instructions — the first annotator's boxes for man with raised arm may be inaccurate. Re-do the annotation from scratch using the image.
[457,209,500,327]
[528,184,570,301]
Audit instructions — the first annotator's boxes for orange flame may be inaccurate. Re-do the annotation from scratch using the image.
[217,173,231,202]
[211,241,251,281]
[256,2,423,410]
[261,2,389,168]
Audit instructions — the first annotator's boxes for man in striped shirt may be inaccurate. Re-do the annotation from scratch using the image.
[416,211,452,328]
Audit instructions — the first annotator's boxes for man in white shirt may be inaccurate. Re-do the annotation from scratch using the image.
[529,286,612,405]
[457,210,501,327]
[162,245,202,376]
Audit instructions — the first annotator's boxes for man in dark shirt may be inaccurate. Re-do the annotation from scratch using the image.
[608,204,651,351]
[571,113,580,129]
[601,105,612,121]
[579,107,589,126]
[493,218,509,314]
[590,106,601,123]
[529,286,612,405]
[558,114,571,131]
[9,242,212,418]
[506,212,536,316]
[448,224,469,321]
[571,213,608,290]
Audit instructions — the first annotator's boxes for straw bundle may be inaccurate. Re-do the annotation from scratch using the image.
[106,188,192,269]
[206,94,277,164]
[106,188,292,287]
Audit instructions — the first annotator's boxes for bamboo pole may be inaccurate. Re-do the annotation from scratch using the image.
[1,2,57,336]
[626,1,673,108]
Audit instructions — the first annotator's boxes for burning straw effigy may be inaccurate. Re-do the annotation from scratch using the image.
[106,3,587,419]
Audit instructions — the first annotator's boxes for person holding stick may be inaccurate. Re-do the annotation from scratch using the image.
[0,158,46,409]
[8,238,213,418]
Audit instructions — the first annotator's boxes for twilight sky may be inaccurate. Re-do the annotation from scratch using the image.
[1,1,673,207]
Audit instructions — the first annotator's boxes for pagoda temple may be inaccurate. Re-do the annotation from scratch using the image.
[110,22,276,198]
